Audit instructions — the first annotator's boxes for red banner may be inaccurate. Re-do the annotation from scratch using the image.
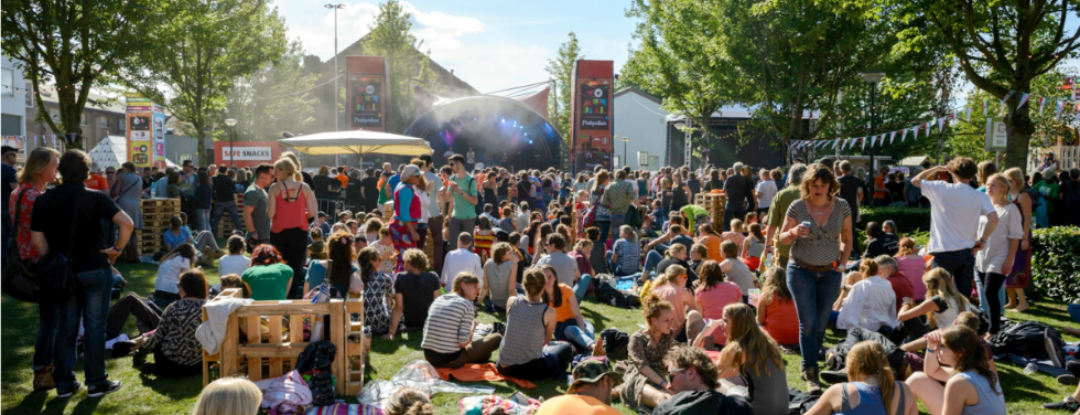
[570,60,614,172]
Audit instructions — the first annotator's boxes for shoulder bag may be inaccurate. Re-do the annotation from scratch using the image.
[2,189,42,303]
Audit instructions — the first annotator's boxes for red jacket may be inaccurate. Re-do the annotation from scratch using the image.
[886,271,916,314]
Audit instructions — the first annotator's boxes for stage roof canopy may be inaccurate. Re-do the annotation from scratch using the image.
[279,130,433,156]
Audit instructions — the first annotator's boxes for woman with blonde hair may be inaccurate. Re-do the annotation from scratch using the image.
[756,267,800,347]
[648,264,700,343]
[385,387,434,415]
[713,303,790,415]
[614,293,675,412]
[906,327,1005,415]
[975,173,1023,335]
[1001,167,1033,313]
[896,268,973,339]
[806,340,917,415]
[268,157,318,298]
[191,377,262,415]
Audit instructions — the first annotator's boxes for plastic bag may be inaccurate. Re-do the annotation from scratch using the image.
[356,360,494,408]
[263,370,312,414]
[459,395,541,415]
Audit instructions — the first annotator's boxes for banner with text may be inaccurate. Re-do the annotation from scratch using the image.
[570,60,614,172]
[214,141,282,168]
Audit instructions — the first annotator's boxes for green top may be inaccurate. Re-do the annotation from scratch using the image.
[377,177,393,205]
[766,185,802,258]
[241,263,294,301]
[1032,180,1059,214]
[680,204,710,229]
[450,173,478,220]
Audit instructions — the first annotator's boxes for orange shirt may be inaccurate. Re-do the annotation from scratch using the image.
[873,175,886,200]
[700,234,723,262]
[335,174,348,188]
[85,174,108,191]
[549,284,576,322]
[535,394,621,415]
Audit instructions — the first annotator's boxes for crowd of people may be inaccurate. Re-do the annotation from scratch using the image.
[3,141,1079,414]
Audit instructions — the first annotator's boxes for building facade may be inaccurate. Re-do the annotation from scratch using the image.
[1,55,29,138]
[613,87,667,170]
[24,84,126,153]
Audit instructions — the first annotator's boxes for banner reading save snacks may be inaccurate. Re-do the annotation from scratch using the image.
[214,141,281,168]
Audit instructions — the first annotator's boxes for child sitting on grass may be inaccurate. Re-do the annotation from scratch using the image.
[308,228,327,260]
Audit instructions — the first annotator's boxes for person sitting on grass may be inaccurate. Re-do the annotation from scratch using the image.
[756,267,800,349]
[614,293,675,412]
[698,222,724,263]
[241,244,294,301]
[535,359,623,415]
[609,225,642,278]
[217,235,250,280]
[895,268,973,341]
[307,227,327,260]
[642,242,699,286]
[719,241,757,302]
[484,242,520,313]
[385,387,435,415]
[421,272,502,369]
[652,346,754,415]
[496,268,574,381]
[154,243,197,309]
[391,249,442,334]
[131,269,209,377]
[648,264,701,343]
[720,219,746,257]
[805,340,918,415]
[834,259,898,334]
[161,214,220,266]
[905,327,1005,415]
[541,264,598,354]
[192,377,263,415]
[686,260,741,349]
[701,303,790,415]
[304,231,362,296]
[740,223,767,271]
[898,311,997,375]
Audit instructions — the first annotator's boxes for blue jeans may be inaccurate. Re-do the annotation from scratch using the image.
[210,200,241,236]
[643,250,664,277]
[555,319,595,351]
[573,274,592,302]
[787,264,842,370]
[931,249,976,300]
[596,221,612,249]
[54,267,114,392]
[194,208,211,232]
[975,271,1006,322]
[34,302,56,371]
[723,204,745,232]
[1068,304,1080,325]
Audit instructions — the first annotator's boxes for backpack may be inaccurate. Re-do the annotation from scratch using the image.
[625,204,644,229]
[295,340,337,406]
[594,275,639,309]
[599,328,630,360]
[988,320,1064,360]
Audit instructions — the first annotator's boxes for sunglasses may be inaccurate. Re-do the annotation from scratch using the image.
[667,367,686,382]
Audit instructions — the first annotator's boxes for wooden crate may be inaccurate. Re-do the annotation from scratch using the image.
[695,193,727,228]
[139,198,181,254]
[215,194,247,238]
[202,289,365,396]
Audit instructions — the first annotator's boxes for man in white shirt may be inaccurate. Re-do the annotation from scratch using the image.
[754,168,777,218]
[836,263,898,333]
[441,232,484,299]
[911,157,998,298]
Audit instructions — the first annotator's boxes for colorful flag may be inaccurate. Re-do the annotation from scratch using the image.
[889,131,896,144]
[1057,100,1066,117]
[1017,92,1030,108]
[1038,97,1047,115]
[1002,90,1016,107]
[913,124,920,140]
[861,136,867,150]
[901,128,908,142]
[982,101,987,116]
[965,106,972,121]
[938,117,945,133]
[832,139,840,150]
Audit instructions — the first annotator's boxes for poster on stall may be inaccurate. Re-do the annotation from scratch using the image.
[347,56,390,132]
[570,60,614,172]
[153,106,166,162]
[126,95,154,168]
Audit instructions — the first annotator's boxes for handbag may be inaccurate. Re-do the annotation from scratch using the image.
[34,192,83,304]
[2,189,43,303]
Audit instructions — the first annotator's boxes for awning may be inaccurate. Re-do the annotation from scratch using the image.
[278,130,433,156]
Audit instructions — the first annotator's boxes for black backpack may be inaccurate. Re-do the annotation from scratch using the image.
[988,320,1065,360]
[599,328,630,360]
[594,275,640,309]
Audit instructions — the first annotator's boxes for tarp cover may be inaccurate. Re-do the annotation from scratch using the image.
[88,135,127,171]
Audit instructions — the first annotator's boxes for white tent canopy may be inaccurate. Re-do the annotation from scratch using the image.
[88,135,127,171]
[278,130,433,156]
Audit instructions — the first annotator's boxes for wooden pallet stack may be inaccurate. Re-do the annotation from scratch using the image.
[215,193,247,238]
[138,198,181,255]
[695,193,727,228]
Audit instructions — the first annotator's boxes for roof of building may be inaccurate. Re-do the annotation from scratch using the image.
[34,85,126,114]
[614,87,661,104]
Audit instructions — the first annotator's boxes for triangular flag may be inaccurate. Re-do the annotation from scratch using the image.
[1038,97,1047,115]
[913,125,920,140]
[1057,100,1066,117]
[890,130,897,144]
[938,117,945,133]
[965,106,972,121]
[901,128,908,142]
[982,101,987,116]
[1002,90,1016,107]
[861,136,867,150]
[1075,103,1079,116]
[1017,92,1030,108]
[832,139,840,150]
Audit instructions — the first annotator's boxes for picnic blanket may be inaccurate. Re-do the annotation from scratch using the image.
[436,363,537,389]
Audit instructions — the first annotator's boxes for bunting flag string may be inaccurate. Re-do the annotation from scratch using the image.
[965,106,973,122]
[1038,97,1047,115]
[1017,92,1031,109]
[901,128,908,142]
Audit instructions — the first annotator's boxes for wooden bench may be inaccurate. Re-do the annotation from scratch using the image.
[202,289,365,396]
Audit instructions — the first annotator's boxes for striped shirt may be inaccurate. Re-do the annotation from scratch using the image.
[421,294,476,354]
[786,198,851,267]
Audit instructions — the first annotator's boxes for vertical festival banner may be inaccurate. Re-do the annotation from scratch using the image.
[346,56,390,132]
[570,60,614,172]
[126,95,154,168]
[153,104,166,163]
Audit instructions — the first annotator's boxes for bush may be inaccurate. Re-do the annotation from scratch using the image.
[1031,226,1080,303]
[859,207,931,236]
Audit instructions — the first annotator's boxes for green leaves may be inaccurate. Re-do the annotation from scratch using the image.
[361,0,438,134]
[545,32,583,144]
[1031,226,1080,303]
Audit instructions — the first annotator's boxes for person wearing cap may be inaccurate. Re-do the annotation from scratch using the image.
[389,164,422,272]
[445,153,478,251]
[535,359,623,415]
[2,145,20,267]
[652,346,754,415]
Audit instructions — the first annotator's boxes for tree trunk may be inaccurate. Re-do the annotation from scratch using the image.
[194,120,206,166]
[1003,82,1035,170]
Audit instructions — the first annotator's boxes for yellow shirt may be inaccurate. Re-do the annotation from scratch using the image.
[535,394,622,415]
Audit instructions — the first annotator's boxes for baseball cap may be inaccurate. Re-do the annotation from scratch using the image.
[567,359,622,393]
[401,165,421,181]
[2,146,21,155]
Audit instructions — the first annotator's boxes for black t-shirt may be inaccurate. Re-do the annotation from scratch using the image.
[723,175,746,207]
[312,175,333,199]
[30,184,122,273]
[885,181,905,199]
[653,390,754,415]
[2,164,16,209]
[838,175,862,214]
[517,181,532,200]
[142,177,152,189]
[346,177,363,202]
[212,174,236,203]
[393,271,441,329]
[704,179,724,192]
[688,178,702,195]
[361,177,379,201]
[302,171,315,190]
[657,257,700,288]
[864,233,899,258]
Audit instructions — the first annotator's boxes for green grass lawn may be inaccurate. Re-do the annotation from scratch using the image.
[2,261,1077,414]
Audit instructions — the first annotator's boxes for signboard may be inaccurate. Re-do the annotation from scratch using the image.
[570,60,614,172]
[346,56,390,132]
[985,117,1008,152]
[214,141,282,168]
[638,151,649,166]
[888,166,910,176]
[126,95,159,168]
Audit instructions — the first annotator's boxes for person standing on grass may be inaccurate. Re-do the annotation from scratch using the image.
[9,147,60,392]
[445,154,478,251]
[32,149,134,398]
[244,164,273,252]
[762,163,808,273]
[267,158,318,299]
[419,155,446,274]
[974,173,1022,336]
[210,165,241,237]
[910,157,998,302]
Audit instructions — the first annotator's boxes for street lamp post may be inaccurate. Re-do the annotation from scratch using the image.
[225,118,238,168]
[621,136,630,169]
[860,71,886,204]
[675,119,692,168]
[326,3,346,133]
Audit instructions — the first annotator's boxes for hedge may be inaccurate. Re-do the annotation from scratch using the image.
[1031,226,1080,303]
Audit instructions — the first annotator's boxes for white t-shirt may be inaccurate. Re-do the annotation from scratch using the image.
[418,189,431,224]
[443,150,454,159]
[920,180,996,253]
[155,256,192,294]
[466,151,475,164]
[755,180,778,208]
[218,254,250,278]
[976,203,1024,274]
[424,170,442,218]
[441,248,484,288]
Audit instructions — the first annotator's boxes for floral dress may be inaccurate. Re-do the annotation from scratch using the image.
[619,329,674,412]
[362,272,403,334]
[374,241,397,276]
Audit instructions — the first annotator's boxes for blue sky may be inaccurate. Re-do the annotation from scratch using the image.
[272,0,639,93]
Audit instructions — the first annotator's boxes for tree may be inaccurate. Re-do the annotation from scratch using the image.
[124,0,287,161]
[545,32,583,143]
[362,0,438,133]
[624,0,741,166]
[917,0,1080,169]
[224,41,319,142]
[1,0,155,149]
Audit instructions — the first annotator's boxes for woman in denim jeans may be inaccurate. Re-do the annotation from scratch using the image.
[778,165,853,394]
